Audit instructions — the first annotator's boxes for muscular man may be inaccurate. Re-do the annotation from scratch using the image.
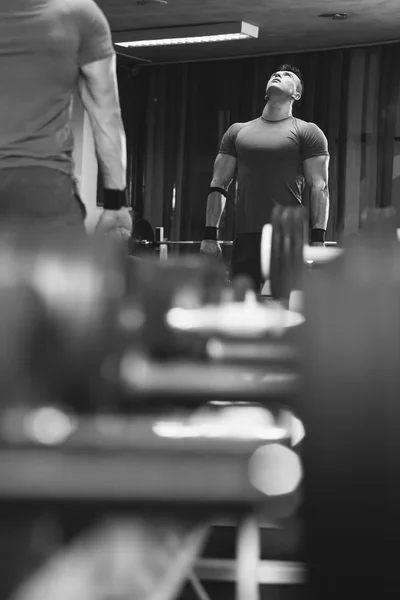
[201,64,330,291]
[0,0,131,239]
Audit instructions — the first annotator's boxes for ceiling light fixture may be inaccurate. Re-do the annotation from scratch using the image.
[319,13,349,20]
[137,0,168,5]
[114,22,259,48]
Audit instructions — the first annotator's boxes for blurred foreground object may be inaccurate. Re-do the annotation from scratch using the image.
[302,235,400,596]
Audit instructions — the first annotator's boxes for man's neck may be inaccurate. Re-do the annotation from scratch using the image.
[262,100,293,122]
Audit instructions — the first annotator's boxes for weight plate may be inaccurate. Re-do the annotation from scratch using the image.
[260,223,273,281]
[130,218,155,256]
[270,206,305,300]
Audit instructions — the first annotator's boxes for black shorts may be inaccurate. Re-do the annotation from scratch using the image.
[230,232,263,291]
[0,166,86,238]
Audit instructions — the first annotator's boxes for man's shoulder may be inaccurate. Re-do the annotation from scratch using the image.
[293,116,311,128]
[293,117,329,155]
[61,0,98,17]
[62,0,112,64]
[293,117,323,133]
[229,118,259,135]
[234,118,260,128]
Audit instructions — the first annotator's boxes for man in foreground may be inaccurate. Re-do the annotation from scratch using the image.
[0,0,131,239]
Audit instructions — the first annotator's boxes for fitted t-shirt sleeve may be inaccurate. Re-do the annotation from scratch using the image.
[218,123,244,158]
[69,0,115,67]
[300,122,329,160]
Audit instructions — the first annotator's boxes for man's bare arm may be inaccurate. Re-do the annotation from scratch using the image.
[206,153,237,227]
[79,55,127,190]
[303,155,330,231]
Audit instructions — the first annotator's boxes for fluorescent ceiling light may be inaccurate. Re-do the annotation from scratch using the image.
[117,34,250,48]
[114,22,259,48]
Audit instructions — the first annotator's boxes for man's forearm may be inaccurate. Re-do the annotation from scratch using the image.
[91,113,127,190]
[310,185,329,230]
[78,73,127,191]
[206,191,226,227]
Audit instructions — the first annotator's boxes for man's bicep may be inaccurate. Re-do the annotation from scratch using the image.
[80,55,120,114]
[211,153,237,188]
[303,155,330,188]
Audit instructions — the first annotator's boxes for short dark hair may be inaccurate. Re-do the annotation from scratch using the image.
[276,64,304,98]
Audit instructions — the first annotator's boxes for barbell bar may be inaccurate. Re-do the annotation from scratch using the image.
[132,237,338,249]
[132,239,234,247]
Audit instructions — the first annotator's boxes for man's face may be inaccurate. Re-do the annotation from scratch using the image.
[265,70,301,101]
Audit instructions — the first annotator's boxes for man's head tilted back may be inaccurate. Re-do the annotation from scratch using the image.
[265,64,304,103]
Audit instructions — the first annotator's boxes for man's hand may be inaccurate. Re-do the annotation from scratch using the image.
[200,239,223,259]
[96,206,132,241]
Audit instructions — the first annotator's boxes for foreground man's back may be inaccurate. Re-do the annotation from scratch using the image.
[0,0,114,174]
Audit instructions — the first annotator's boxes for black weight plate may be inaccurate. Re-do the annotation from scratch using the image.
[130,217,155,256]
[270,206,305,300]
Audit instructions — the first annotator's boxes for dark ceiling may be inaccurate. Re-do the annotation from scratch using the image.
[97,0,400,65]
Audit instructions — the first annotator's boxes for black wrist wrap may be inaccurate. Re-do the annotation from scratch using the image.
[311,228,326,243]
[204,226,219,240]
[103,188,128,210]
[208,186,228,198]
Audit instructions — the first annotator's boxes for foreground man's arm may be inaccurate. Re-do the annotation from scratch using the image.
[79,55,132,239]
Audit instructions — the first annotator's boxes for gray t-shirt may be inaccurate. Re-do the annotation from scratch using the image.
[0,0,115,174]
[219,116,329,233]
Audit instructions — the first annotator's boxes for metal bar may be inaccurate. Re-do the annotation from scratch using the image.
[189,572,213,600]
[195,559,306,585]
[236,515,260,600]
[133,239,337,248]
[138,240,233,246]
[163,240,233,246]
[0,448,269,502]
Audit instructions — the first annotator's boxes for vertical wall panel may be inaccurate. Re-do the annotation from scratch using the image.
[360,48,380,214]
[342,49,366,235]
